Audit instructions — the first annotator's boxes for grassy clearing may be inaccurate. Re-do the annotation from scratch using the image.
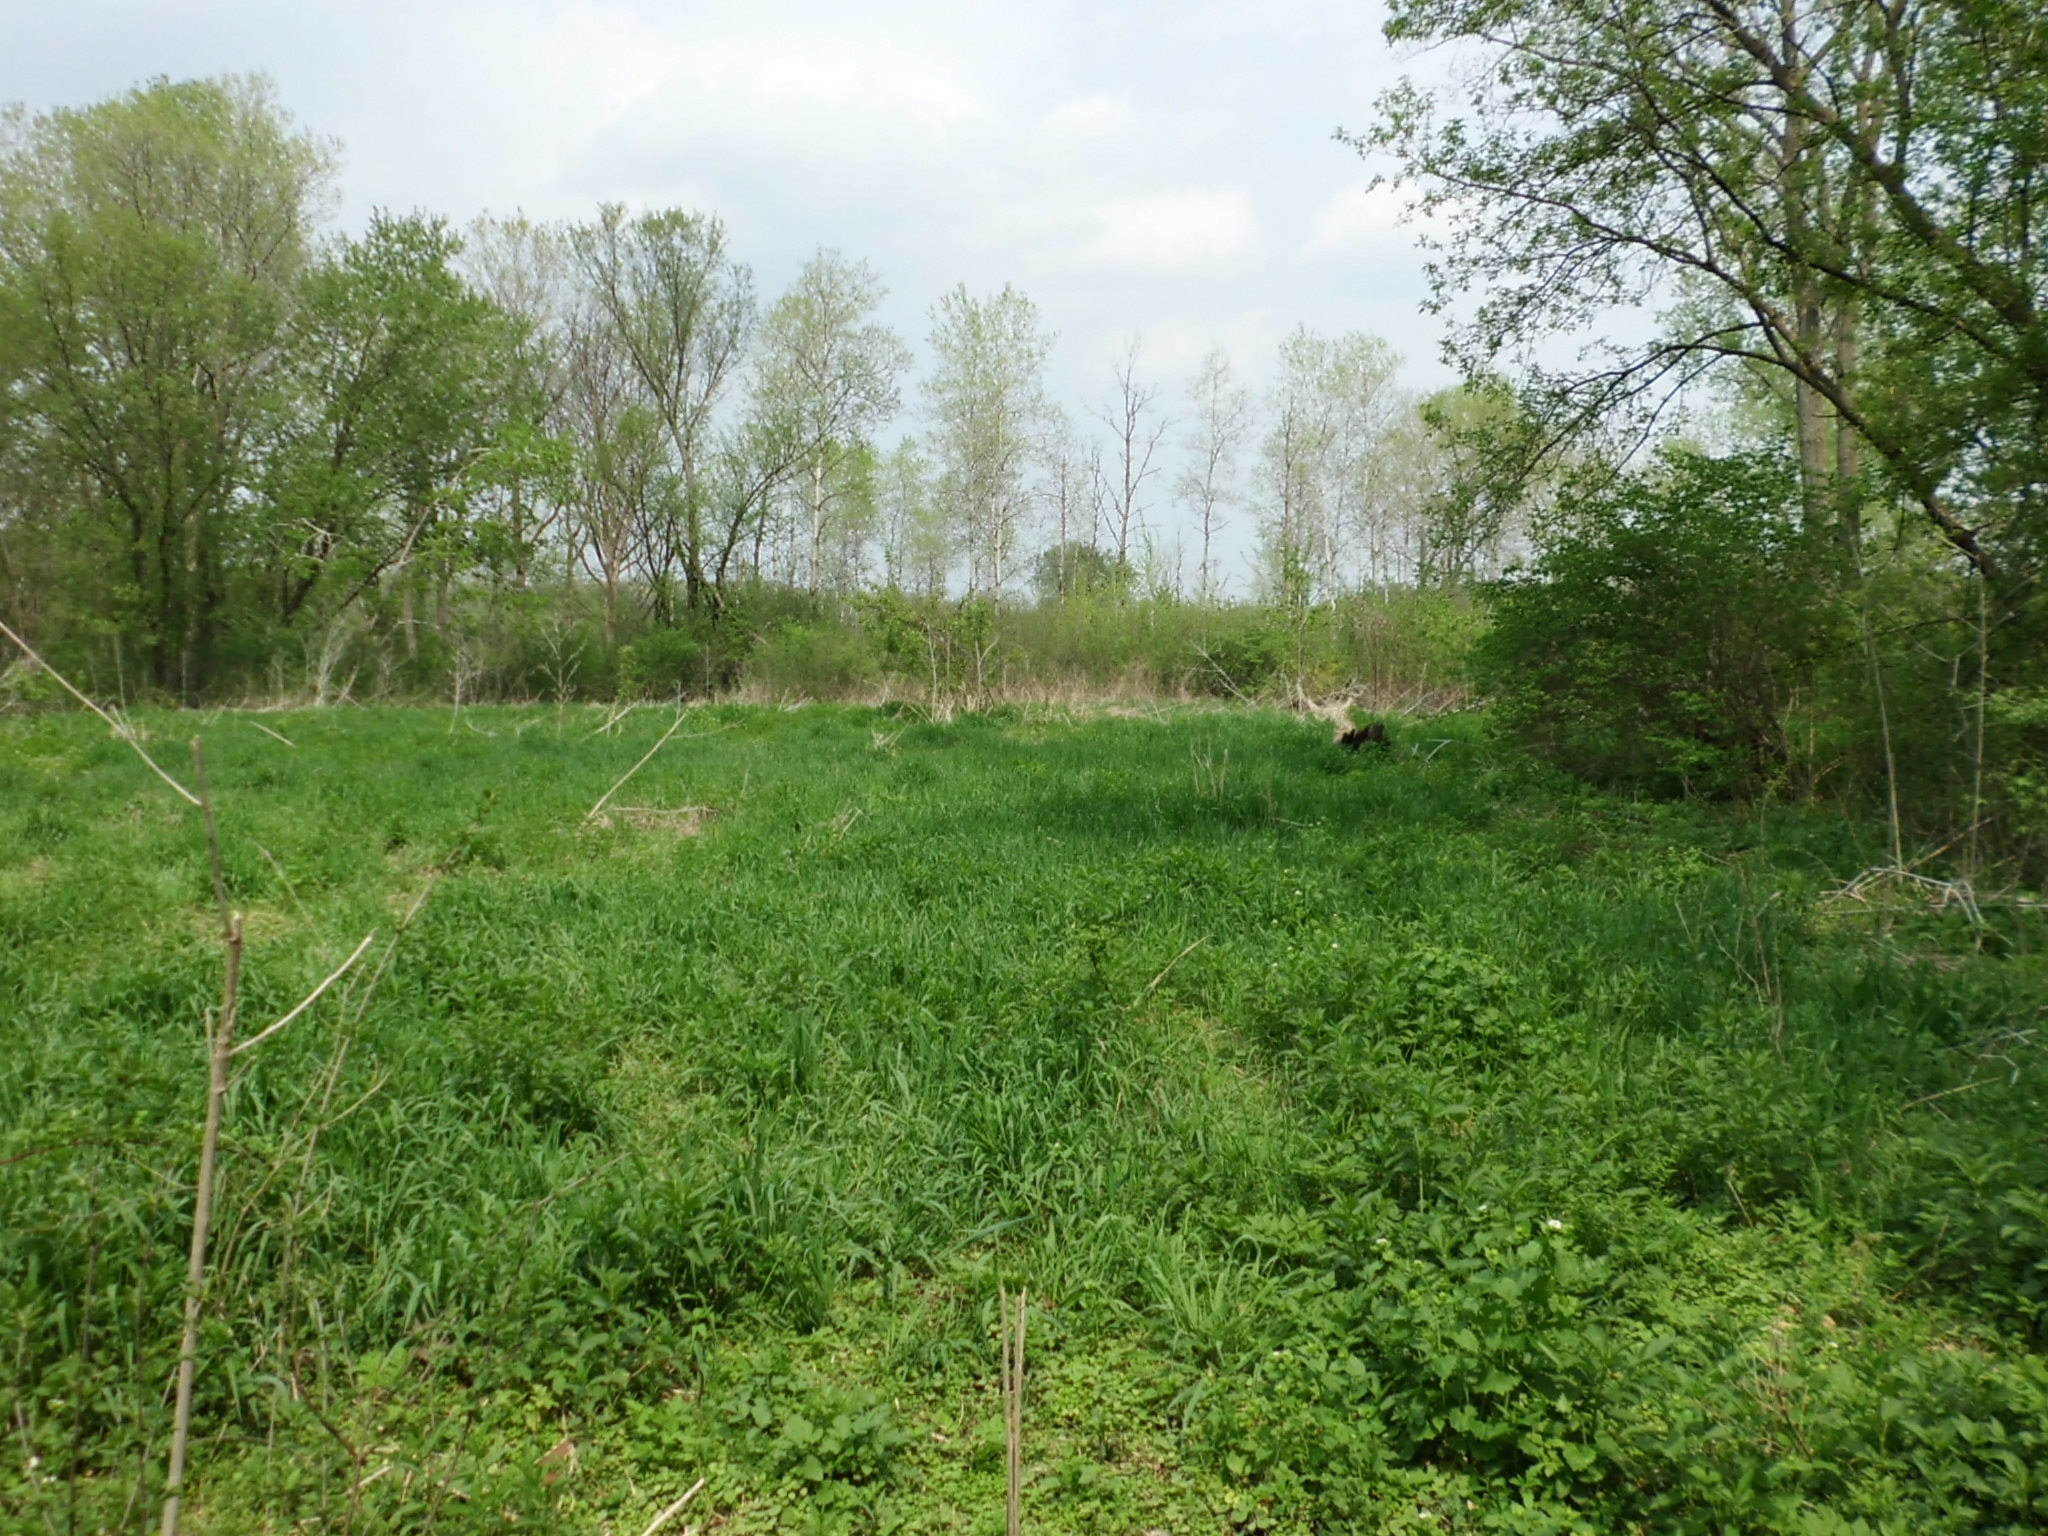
[2,702,2044,1533]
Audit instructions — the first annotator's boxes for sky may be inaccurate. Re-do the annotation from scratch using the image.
[2,0,1460,586]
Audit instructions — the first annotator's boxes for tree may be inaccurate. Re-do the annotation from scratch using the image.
[1321,332,1408,590]
[1175,347,1253,600]
[1259,329,1337,607]
[1039,431,1108,601]
[923,284,1055,603]
[1030,541,1128,605]
[568,205,752,620]
[744,251,910,593]
[876,438,950,596]
[464,215,579,588]
[1409,380,1545,586]
[1255,328,1405,602]
[1476,448,1834,796]
[1095,333,1171,576]
[1357,0,2048,590]
[266,213,516,637]
[0,75,332,695]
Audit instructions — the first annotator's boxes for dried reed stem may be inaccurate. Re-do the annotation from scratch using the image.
[588,709,687,820]
[231,931,377,1057]
[0,616,201,806]
[161,743,374,1534]
[1133,937,1208,1008]
[635,1476,706,1536]
[163,742,240,1536]
[999,1286,1027,1536]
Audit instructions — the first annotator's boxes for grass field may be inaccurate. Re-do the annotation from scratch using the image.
[3,702,2045,1534]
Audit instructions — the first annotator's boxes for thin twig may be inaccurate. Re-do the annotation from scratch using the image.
[250,722,297,748]
[585,701,638,738]
[193,742,232,930]
[0,616,201,806]
[255,845,310,922]
[1900,1079,1994,1112]
[588,711,687,820]
[635,1477,706,1536]
[231,932,378,1058]
[162,747,241,1536]
[1132,937,1208,1009]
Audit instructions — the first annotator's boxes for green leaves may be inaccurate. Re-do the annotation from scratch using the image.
[3,703,2043,1531]
[1476,447,1832,797]
[0,76,330,696]
[1363,0,2048,588]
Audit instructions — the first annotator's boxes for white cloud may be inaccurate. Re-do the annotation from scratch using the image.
[1304,183,1411,258]
[663,34,992,138]
[1040,94,1138,142]
[1082,188,1262,273]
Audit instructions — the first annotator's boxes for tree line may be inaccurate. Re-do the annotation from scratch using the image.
[7,12,2046,864]
[0,75,1518,706]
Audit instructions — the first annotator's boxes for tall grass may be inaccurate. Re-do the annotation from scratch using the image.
[1,702,2042,1532]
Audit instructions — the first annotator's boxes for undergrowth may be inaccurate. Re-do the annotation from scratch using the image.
[1,703,2042,1532]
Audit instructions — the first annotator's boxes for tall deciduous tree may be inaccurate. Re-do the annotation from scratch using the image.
[0,75,332,695]
[267,213,515,635]
[876,438,950,596]
[1408,380,1544,586]
[464,215,578,589]
[923,284,1055,603]
[1257,328,1406,601]
[744,251,910,594]
[569,205,752,619]
[1176,347,1252,600]
[1357,0,2048,589]
[1096,333,1171,579]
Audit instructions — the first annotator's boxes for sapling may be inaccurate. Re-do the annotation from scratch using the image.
[158,742,374,1536]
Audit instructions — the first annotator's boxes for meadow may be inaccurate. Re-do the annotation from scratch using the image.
[2,702,2044,1534]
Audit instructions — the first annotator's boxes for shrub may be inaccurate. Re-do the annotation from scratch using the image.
[1477,449,1838,796]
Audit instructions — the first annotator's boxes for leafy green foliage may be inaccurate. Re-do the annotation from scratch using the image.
[1478,450,1834,795]
[1,703,2042,1531]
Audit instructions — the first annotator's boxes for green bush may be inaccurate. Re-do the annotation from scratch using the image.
[1477,449,1837,796]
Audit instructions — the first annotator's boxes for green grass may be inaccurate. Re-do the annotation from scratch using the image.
[2,702,2044,1533]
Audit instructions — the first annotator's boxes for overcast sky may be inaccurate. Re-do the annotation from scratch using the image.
[3,0,1458,585]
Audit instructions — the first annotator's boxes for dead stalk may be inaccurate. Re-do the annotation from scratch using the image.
[999,1286,1027,1536]
[587,710,687,820]
[159,742,375,1536]
[250,721,297,748]
[163,742,241,1536]
[230,932,377,1058]
[0,616,201,806]
[635,1477,707,1536]
[1133,937,1208,1009]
